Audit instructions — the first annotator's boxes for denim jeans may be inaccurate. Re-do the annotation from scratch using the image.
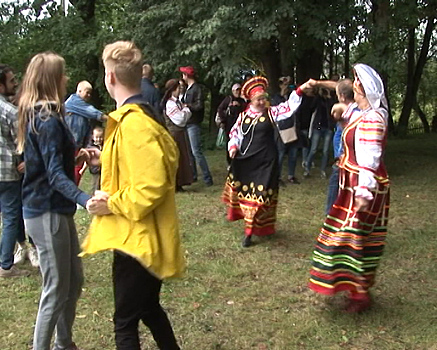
[186,123,213,185]
[0,180,24,269]
[305,127,333,174]
[325,164,340,215]
[277,141,299,178]
[300,129,310,166]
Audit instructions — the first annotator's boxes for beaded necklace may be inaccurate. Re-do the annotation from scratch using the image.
[239,111,263,155]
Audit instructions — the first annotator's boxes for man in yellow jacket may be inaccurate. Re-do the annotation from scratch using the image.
[83,40,185,350]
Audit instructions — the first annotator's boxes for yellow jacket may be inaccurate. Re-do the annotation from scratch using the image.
[81,104,186,279]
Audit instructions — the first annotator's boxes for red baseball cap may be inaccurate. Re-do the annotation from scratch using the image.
[179,66,195,77]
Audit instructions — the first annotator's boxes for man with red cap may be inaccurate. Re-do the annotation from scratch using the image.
[179,66,213,186]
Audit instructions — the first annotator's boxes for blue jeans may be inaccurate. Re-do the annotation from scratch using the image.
[186,123,213,185]
[325,164,339,214]
[277,141,299,178]
[300,129,310,166]
[0,180,24,269]
[306,127,333,174]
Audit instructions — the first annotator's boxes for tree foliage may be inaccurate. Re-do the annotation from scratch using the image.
[0,0,436,133]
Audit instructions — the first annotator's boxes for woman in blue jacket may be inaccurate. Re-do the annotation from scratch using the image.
[17,52,91,350]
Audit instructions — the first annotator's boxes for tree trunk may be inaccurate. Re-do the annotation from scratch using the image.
[397,26,416,136]
[344,22,351,78]
[413,98,430,133]
[209,87,222,133]
[328,39,334,78]
[260,39,282,94]
[68,0,103,107]
[278,23,295,79]
[296,38,324,83]
[397,15,435,136]
[370,0,395,134]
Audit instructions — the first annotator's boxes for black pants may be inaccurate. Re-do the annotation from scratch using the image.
[112,251,180,350]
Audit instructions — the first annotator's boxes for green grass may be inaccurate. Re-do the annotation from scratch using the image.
[1,134,437,349]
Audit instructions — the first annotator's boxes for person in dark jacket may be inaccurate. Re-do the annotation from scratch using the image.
[271,76,302,184]
[217,83,246,165]
[303,88,336,179]
[140,63,160,112]
[18,52,92,350]
[179,65,213,186]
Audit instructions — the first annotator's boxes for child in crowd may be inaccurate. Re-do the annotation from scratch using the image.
[79,125,104,194]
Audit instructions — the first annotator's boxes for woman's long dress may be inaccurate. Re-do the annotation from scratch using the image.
[223,111,279,236]
[222,90,304,236]
[165,98,193,187]
[309,109,390,296]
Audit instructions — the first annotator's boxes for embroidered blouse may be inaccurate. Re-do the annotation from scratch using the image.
[228,89,303,152]
[341,103,388,200]
[165,96,192,127]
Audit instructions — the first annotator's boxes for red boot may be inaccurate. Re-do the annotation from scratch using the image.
[345,292,371,313]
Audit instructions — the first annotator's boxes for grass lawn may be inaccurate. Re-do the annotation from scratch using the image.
[1,134,437,350]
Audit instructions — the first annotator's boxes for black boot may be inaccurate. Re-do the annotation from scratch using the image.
[242,235,252,248]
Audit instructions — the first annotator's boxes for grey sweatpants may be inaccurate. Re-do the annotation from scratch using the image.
[25,212,84,350]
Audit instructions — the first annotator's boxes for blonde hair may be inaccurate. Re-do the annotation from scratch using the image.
[17,52,66,153]
[102,41,142,89]
[77,80,92,93]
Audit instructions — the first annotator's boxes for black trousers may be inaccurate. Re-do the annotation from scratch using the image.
[112,251,180,350]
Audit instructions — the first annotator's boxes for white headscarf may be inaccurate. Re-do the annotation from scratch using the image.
[353,63,388,111]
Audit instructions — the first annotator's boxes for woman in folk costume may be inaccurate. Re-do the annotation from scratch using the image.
[222,76,312,247]
[309,64,390,313]
[161,79,194,192]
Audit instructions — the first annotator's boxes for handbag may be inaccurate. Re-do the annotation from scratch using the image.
[276,114,298,144]
[216,128,226,149]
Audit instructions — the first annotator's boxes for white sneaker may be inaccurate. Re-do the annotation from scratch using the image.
[28,246,40,268]
[14,245,27,265]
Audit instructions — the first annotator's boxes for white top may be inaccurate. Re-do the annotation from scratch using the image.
[165,96,192,127]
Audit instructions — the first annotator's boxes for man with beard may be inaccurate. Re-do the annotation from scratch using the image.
[0,64,29,277]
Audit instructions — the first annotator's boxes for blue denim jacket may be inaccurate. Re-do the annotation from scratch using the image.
[333,123,343,159]
[22,103,91,218]
[64,93,103,149]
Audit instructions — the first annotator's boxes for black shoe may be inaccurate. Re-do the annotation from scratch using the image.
[205,181,213,187]
[242,235,252,248]
[176,186,186,192]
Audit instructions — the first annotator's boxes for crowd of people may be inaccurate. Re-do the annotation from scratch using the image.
[0,40,390,349]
